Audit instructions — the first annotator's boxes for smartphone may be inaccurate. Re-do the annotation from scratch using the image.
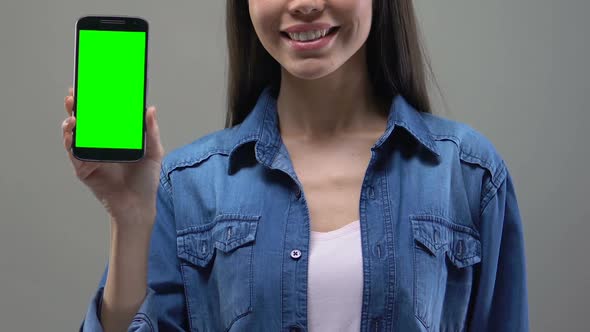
[72,16,149,162]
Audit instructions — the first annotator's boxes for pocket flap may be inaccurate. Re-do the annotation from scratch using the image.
[177,214,260,267]
[446,230,482,268]
[410,215,481,268]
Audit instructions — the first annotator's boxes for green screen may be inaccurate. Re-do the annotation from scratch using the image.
[75,30,146,149]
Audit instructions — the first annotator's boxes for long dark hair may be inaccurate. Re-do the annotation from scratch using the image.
[225,0,436,128]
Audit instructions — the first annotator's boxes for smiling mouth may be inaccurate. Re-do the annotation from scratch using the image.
[280,27,340,42]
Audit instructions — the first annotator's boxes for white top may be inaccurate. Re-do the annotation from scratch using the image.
[307,219,363,331]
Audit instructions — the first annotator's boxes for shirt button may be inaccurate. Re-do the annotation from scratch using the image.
[290,249,302,259]
[456,239,465,257]
[368,185,375,199]
[295,187,302,199]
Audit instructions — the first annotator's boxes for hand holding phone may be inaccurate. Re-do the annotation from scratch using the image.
[62,16,164,227]
[62,89,163,226]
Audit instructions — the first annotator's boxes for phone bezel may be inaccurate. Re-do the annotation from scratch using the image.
[72,16,149,163]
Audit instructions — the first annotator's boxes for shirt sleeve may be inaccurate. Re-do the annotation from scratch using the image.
[79,169,188,331]
[468,161,530,331]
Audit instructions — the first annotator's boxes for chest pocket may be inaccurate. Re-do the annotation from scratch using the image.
[410,214,481,331]
[177,214,260,332]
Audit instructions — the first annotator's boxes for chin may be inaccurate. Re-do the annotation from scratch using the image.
[282,60,341,81]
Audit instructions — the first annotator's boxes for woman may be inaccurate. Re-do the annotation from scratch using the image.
[63,0,529,331]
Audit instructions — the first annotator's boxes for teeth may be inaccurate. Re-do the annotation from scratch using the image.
[287,28,331,42]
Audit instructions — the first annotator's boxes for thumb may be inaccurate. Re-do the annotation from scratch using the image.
[145,106,164,160]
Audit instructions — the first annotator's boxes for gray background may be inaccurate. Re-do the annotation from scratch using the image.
[0,0,587,331]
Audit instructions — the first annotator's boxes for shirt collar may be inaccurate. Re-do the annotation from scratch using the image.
[227,85,440,173]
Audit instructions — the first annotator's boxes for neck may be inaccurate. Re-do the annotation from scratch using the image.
[276,46,388,142]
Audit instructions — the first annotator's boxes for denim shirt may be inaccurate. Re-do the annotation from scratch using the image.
[80,86,529,332]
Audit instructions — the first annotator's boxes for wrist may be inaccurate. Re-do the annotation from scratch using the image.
[109,204,156,228]
[110,218,154,238]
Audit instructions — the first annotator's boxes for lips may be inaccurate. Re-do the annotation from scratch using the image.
[281,27,338,43]
[278,22,341,52]
[282,22,337,34]
[280,27,340,51]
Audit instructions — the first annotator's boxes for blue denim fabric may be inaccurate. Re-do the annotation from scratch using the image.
[80,86,529,332]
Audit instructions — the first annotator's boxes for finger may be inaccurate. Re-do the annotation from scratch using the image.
[62,116,74,148]
[62,116,84,168]
[145,106,164,161]
[68,87,73,96]
[64,95,74,117]
[62,116,78,156]
[61,116,102,180]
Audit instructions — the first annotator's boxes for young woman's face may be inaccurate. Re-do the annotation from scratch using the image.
[248,0,373,80]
